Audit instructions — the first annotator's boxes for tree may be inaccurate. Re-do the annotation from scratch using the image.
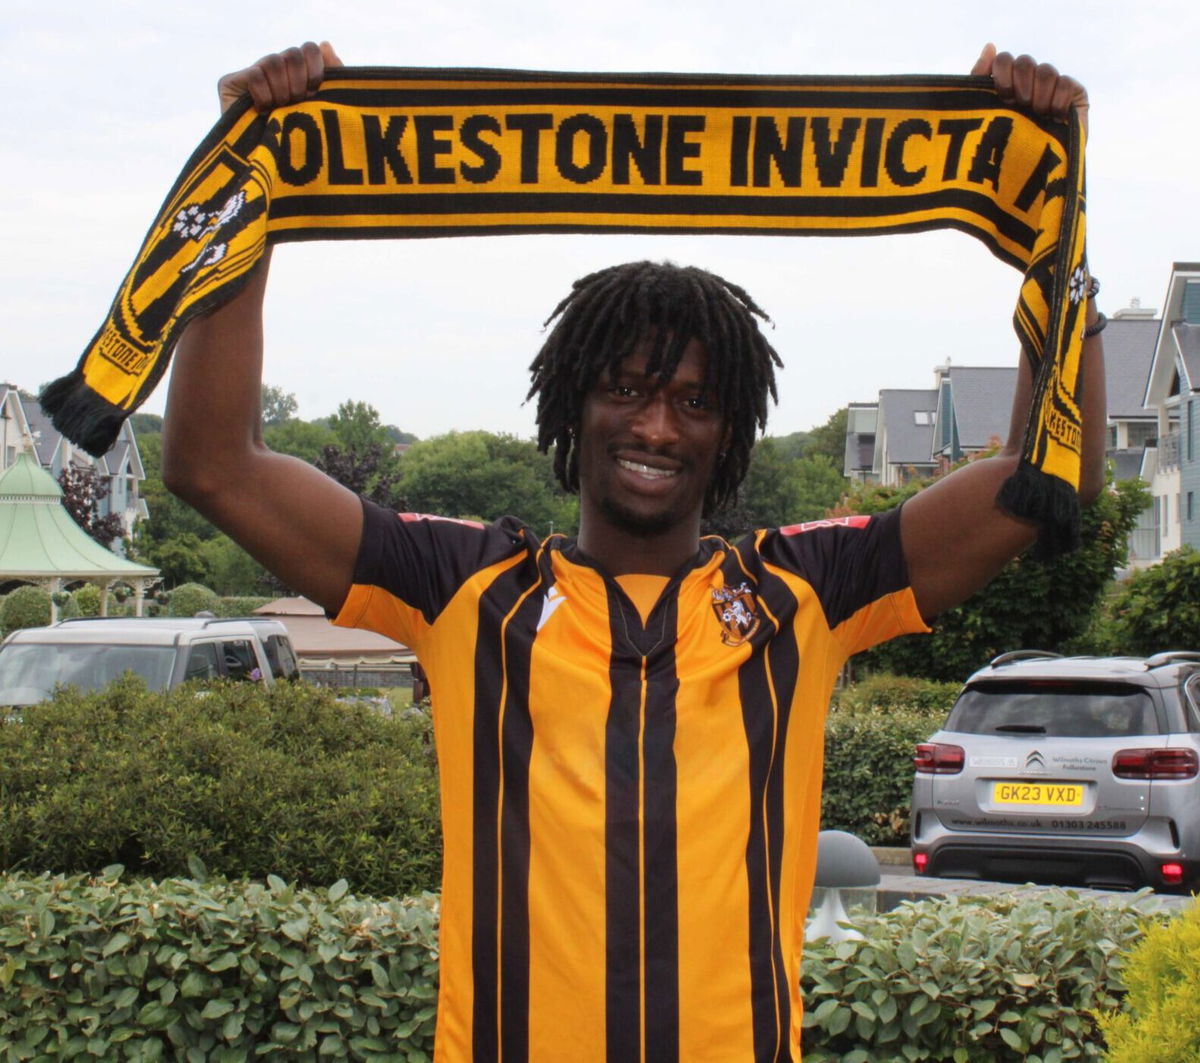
[1103,547,1200,655]
[851,472,1148,681]
[58,465,126,547]
[398,431,578,535]
[803,407,849,467]
[261,384,299,427]
[704,440,848,538]
[263,419,336,464]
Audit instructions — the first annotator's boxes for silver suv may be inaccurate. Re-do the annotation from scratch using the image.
[0,617,300,708]
[910,650,1200,893]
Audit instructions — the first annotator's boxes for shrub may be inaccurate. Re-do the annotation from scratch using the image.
[0,869,438,1058]
[821,706,946,844]
[833,673,961,715]
[1104,546,1200,656]
[71,582,102,617]
[0,679,441,897]
[215,596,274,617]
[1097,897,1200,1061]
[802,889,1171,1062]
[166,582,219,617]
[0,585,51,634]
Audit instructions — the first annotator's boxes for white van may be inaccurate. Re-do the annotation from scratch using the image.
[0,617,300,708]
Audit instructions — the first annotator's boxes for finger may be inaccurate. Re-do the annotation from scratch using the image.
[990,50,1015,99]
[1051,75,1088,125]
[970,42,997,77]
[282,45,312,102]
[254,52,292,110]
[1009,53,1038,107]
[1031,62,1060,115]
[320,41,345,69]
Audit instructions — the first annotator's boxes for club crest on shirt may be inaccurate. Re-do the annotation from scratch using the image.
[711,582,761,646]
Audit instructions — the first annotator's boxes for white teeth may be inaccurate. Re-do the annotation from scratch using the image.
[618,459,675,479]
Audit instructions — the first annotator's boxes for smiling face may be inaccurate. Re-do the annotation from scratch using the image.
[575,337,727,572]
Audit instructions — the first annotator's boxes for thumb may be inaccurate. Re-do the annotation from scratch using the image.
[320,41,345,69]
[971,42,997,77]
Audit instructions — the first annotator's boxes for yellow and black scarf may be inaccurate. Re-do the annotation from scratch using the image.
[42,67,1087,549]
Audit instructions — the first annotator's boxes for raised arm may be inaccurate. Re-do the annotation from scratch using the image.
[900,46,1103,621]
[162,42,363,614]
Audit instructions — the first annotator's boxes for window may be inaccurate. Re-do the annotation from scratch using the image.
[913,411,934,425]
[185,643,221,681]
[220,639,258,680]
[1189,492,1195,523]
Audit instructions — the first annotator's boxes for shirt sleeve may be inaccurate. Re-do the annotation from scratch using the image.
[758,505,929,656]
[332,497,528,650]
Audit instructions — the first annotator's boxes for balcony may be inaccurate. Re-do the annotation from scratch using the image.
[1159,433,1180,471]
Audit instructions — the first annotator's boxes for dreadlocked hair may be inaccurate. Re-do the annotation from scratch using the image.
[526,260,783,516]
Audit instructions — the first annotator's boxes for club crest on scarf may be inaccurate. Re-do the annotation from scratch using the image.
[711,582,761,646]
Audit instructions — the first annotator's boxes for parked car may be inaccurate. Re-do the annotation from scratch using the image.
[0,616,300,708]
[911,650,1200,893]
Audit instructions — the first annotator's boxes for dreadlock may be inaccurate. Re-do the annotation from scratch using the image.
[526,260,783,515]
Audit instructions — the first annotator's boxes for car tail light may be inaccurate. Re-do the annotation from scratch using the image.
[1161,862,1185,886]
[1112,748,1200,780]
[913,852,929,874]
[914,742,965,774]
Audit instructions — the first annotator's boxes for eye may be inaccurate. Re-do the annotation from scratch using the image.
[608,385,641,400]
[682,394,715,412]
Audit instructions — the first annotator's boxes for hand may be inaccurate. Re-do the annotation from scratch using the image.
[217,41,343,114]
[971,42,1088,135]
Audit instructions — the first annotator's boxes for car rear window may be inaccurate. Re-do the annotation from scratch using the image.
[946,680,1158,738]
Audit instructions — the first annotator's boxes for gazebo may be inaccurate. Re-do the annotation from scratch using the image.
[0,454,159,619]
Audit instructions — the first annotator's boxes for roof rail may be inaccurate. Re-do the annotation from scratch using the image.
[1145,651,1200,670]
[988,649,1064,667]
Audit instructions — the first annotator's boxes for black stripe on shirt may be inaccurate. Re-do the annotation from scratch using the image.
[642,595,681,1063]
[471,549,541,1063]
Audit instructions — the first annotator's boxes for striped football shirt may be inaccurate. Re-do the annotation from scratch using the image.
[335,499,927,1062]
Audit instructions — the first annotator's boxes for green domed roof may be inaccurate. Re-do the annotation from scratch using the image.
[0,453,63,500]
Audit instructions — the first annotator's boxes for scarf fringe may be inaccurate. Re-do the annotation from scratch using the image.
[997,461,1081,558]
[39,371,130,458]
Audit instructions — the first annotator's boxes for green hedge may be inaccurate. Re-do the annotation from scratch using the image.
[0,869,438,1060]
[0,679,441,898]
[821,706,946,845]
[833,674,961,715]
[2,874,1168,1061]
[802,890,1170,1062]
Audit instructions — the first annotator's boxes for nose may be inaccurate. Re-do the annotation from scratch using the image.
[630,392,680,448]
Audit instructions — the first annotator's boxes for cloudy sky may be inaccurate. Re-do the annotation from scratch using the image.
[5,0,1196,441]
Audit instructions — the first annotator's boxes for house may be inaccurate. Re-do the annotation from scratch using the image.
[1140,262,1200,560]
[0,388,149,547]
[930,364,1017,468]
[848,365,1017,488]
[842,402,878,484]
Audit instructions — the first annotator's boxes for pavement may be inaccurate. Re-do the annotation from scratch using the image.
[869,847,1195,913]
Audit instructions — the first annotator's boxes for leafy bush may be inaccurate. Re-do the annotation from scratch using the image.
[0,585,51,634]
[833,674,961,715]
[1103,546,1200,656]
[0,869,438,1059]
[1097,896,1200,1061]
[821,707,946,844]
[0,679,441,897]
[71,582,102,617]
[166,582,219,617]
[802,890,1170,1062]
[215,596,274,617]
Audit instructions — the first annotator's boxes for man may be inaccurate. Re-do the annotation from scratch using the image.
[163,42,1103,1063]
